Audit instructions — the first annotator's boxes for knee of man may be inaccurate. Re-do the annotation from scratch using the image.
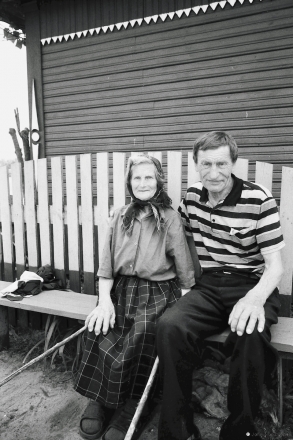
[156,307,184,339]
[234,325,266,347]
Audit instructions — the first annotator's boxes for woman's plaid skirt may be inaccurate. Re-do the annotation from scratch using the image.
[74,275,181,408]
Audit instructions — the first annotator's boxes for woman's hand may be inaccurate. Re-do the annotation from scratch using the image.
[85,297,116,336]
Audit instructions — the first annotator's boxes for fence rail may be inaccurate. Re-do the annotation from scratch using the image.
[0,152,292,315]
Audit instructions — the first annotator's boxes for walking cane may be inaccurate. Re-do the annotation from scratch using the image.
[125,356,159,440]
[0,325,87,389]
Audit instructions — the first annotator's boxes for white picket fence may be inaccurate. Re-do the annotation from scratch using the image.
[0,152,292,316]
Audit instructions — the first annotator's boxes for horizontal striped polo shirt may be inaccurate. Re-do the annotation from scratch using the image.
[178,174,285,273]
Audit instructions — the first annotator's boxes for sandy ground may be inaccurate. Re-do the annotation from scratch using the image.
[0,348,161,440]
[0,350,86,440]
[0,347,219,440]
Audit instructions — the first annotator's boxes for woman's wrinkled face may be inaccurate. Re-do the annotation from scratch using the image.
[131,163,157,201]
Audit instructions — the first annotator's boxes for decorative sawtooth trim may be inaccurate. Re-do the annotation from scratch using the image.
[41,0,263,45]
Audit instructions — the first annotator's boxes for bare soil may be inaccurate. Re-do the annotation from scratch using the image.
[0,325,163,440]
[0,349,87,440]
[0,328,220,440]
[1,327,291,440]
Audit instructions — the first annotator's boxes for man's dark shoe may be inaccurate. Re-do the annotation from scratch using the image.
[188,426,202,440]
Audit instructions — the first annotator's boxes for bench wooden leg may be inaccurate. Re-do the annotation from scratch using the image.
[277,355,283,425]
[0,305,9,350]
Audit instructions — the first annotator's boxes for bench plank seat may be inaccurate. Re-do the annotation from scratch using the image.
[206,318,293,354]
[0,282,97,321]
[0,281,292,355]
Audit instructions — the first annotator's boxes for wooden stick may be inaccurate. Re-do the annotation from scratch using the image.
[125,356,159,440]
[0,325,86,388]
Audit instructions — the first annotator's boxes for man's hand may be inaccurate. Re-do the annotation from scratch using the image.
[229,251,283,336]
[85,298,115,336]
[228,292,265,336]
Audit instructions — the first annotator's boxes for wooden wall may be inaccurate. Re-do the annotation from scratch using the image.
[22,0,293,201]
[39,0,214,39]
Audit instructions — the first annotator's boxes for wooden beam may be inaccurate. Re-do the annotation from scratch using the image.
[23,0,45,158]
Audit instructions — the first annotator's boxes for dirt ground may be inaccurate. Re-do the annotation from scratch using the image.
[2,325,293,440]
[0,334,220,440]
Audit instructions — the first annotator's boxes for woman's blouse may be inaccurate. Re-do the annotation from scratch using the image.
[97,205,195,289]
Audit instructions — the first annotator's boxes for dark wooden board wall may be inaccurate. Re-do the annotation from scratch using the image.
[22,0,293,202]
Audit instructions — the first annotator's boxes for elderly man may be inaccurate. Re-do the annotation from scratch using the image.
[156,131,284,440]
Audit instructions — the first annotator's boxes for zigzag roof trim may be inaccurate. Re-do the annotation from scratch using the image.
[41,0,263,45]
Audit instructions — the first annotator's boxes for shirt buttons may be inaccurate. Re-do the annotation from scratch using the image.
[212,219,215,222]
[130,264,133,268]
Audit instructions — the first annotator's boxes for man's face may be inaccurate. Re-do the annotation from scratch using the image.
[196,145,234,197]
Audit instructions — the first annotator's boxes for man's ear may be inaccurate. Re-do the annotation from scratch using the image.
[231,159,237,174]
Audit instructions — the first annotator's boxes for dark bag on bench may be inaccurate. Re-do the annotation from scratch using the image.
[36,264,64,290]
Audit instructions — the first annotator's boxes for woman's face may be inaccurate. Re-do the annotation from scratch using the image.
[131,163,158,201]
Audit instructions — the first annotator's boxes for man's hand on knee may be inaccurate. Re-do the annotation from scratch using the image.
[228,293,265,336]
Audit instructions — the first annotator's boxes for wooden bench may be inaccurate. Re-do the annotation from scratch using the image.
[0,280,292,422]
[0,152,292,423]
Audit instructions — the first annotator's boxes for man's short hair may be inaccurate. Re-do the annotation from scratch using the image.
[193,131,238,164]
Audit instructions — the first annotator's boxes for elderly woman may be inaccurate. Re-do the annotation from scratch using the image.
[75,154,195,440]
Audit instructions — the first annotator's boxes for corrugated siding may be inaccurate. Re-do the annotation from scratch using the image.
[41,0,293,200]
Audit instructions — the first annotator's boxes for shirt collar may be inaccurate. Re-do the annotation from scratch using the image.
[200,174,243,207]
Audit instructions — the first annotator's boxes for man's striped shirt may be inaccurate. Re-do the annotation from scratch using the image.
[178,174,285,273]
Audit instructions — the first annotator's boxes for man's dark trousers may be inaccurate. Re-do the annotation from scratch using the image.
[156,272,280,440]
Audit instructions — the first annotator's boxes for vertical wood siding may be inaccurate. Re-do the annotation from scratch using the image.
[41,0,293,200]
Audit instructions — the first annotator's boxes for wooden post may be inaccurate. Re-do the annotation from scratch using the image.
[23,0,45,158]
[0,306,9,350]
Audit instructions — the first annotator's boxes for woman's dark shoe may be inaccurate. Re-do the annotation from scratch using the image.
[79,400,113,440]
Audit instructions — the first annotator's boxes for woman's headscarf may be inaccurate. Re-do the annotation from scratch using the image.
[122,154,172,235]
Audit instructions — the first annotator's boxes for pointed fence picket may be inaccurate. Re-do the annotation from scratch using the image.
[11,163,28,329]
[0,166,14,283]
[255,161,273,193]
[65,155,81,292]
[51,156,66,287]
[0,166,17,328]
[0,152,292,323]
[279,167,293,315]
[38,158,51,267]
[80,154,95,295]
[96,152,109,262]
[24,161,39,273]
[11,162,25,278]
[167,151,182,208]
[113,152,126,210]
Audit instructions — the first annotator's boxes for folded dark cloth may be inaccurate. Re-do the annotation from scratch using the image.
[6,280,43,302]
[1,266,65,302]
